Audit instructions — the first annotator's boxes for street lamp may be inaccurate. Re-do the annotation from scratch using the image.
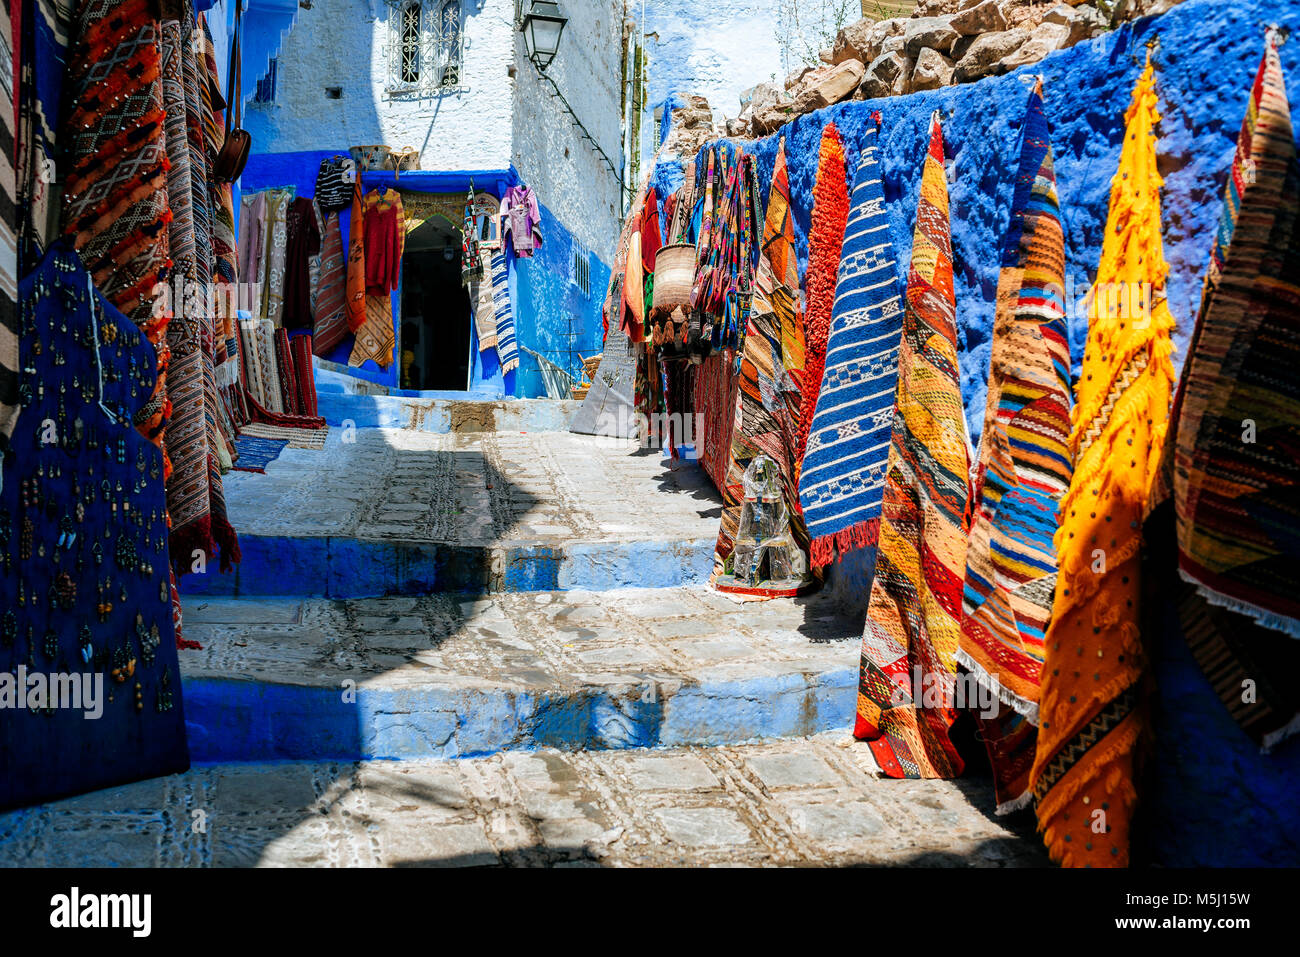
[520,1,567,71]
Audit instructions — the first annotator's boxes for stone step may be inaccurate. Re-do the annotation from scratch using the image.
[189,427,719,598]
[0,734,1046,867]
[177,586,863,763]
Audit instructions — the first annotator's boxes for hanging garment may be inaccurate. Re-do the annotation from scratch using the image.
[238,190,267,307]
[283,195,321,330]
[363,187,404,296]
[1144,34,1300,752]
[795,123,850,475]
[0,0,18,463]
[854,113,971,780]
[312,212,349,355]
[315,154,356,215]
[491,251,517,374]
[504,183,541,257]
[798,121,905,567]
[1030,57,1177,868]
[958,83,1073,815]
[60,0,171,449]
[345,179,366,331]
[3,240,188,811]
[622,227,645,343]
[714,137,809,576]
[261,188,290,325]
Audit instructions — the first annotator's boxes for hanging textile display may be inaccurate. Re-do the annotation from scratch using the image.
[312,212,348,355]
[274,327,299,416]
[794,122,850,474]
[238,189,267,307]
[854,113,971,780]
[158,14,238,574]
[1,241,188,811]
[1146,34,1300,752]
[798,119,905,567]
[1030,55,1177,868]
[283,195,320,330]
[490,250,518,374]
[957,83,1073,815]
[349,187,403,369]
[470,249,497,351]
[345,178,366,332]
[15,0,73,259]
[260,188,289,325]
[60,0,171,449]
[290,333,319,418]
[1172,32,1300,642]
[504,183,541,257]
[712,137,810,593]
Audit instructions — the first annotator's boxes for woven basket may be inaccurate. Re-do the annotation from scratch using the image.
[350,144,392,171]
[386,146,421,174]
[651,243,697,314]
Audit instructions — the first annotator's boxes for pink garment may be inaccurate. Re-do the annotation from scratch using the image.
[504,184,542,257]
[238,192,267,289]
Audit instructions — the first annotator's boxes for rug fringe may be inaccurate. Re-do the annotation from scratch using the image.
[1179,567,1300,639]
[808,518,879,568]
[994,788,1034,816]
[954,646,1040,724]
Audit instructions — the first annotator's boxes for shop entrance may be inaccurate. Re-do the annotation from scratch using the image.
[400,217,470,391]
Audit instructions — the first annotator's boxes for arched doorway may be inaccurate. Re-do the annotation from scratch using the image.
[401,214,468,390]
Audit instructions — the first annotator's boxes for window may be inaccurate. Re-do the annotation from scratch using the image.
[253,58,277,104]
[386,0,465,97]
[572,242,591,299]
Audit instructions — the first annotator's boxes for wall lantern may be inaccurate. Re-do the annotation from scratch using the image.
[520,1,567,71]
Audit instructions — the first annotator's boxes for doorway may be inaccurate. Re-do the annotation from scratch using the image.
[400,222,470,391]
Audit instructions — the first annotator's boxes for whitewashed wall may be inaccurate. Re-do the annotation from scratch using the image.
[245,0,516,172]
[511,0,625,254]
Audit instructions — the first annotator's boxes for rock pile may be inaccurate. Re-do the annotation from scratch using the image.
[721,0,1187,140]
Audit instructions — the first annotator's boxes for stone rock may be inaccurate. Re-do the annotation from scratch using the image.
[911,47,955,91]
[793,58,866,113]
[952,27,1029,82]
[904,15,961,58]
[950,0,1008,35]
[949,33,978,60]
[832,17,880,65]
[882,34,906,55]
[859,51,912,100]
[1000,19,1073,69]
[1043,3,1109,44]
[819,47,834,63]
[752,101,796,135]
[743,81,782,114]
[784,63,815,91]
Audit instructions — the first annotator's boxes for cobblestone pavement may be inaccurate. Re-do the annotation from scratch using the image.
[223,428,719,546]
[0,734,1050,867]
[179,586,859,690]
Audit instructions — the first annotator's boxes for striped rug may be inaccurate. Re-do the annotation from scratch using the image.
[854,113,972,780]
[798,121,904,567]
[491,251,518,374]
[957,83,1073,814]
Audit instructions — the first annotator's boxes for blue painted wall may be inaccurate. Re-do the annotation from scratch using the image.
[652,0,1300,865]
[239,152,609,397]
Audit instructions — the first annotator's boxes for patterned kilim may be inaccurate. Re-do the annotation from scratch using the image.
[290,333,319,419]
[713,137,810,572]
[491,251,518,373]
[313,212,349,354]
[60,0,172,449]
[1030,58,1177,868]
[471,249,497,351]
[798,122,905,567]
[261,189,289,325]
[1172,34,1300,641]
[345,180,366,332]
[240,420,328,450]
[795,123,850,475]
[230,434,287,473]
[957,84,1073,814]
[275,326,300,417]
[695,351,739,494]
[854,113,971,780]
[350,294,395,369]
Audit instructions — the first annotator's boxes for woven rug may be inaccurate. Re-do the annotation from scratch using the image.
[1172,33,1300,641]
[957,84,1073,814]
[290,333,319,418]
[695,351,738,494]
[231,434,288,473]
[491,251,518,374]
[313,212,349,354]
[1030,57,1177,868]
[794,123,849,475]
[798,122,904,567]
[349,293,395,369]
[60,0,171,448]
[471,249,497,351]
[240,420,328,450]
[854,113,971,780]
[713,137,809,573]
[275,326,300,416]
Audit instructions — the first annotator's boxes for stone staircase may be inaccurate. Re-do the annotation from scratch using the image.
[179,412,864,764]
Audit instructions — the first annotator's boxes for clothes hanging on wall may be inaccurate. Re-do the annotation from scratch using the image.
[503,183,541,257]
[283,195,320,330]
